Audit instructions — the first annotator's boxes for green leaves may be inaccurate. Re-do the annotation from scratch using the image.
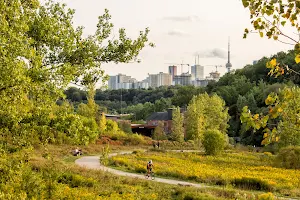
[242,0,250,7]
[265,93,277,105]
[242,0,300,59]
[281,21,286,26]
[0,0,153,146]
[241,87,300,146]
[170,107,184,142]
[259,31,264,37]
[185,93,229,142]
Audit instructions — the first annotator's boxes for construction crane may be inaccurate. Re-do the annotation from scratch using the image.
[165,63,190,74]
[204,65,223,72]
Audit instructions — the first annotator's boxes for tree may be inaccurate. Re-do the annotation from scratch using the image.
[117,121,132,133]
[99,112,107,133]
[154,98,172,112]
[106,119,119,135]
[152,121,167,140]
[77,103,91,117]
[185,93,230,142]
[86,84,97,118]
[123,102,154,120]
[172,85,204,107]
[0,0,153,145]
[237,95,248,113]
[237,93,257,113]
[77,84,99,119]
[170,107,184,142]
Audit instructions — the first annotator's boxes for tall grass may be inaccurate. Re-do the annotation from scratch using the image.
[109,151,300,196]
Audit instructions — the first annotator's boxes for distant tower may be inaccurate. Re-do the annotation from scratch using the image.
[191,55,204,80]
[225,37,232,73]
[168,65,177,80]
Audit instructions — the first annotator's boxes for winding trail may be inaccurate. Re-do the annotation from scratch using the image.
[75,151,209,188]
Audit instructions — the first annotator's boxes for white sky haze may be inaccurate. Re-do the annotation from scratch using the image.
[58,0,293,81]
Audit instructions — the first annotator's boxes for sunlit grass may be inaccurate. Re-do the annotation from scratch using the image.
[109,151,300,197]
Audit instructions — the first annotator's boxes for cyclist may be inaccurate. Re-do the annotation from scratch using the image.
[146,160,153,177]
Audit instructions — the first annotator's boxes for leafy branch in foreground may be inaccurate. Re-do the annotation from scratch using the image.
[241,87,300,146]
[242,0,300,74]
[0,0,153,146]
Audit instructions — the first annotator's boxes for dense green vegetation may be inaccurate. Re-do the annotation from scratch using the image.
[65,50,300,146]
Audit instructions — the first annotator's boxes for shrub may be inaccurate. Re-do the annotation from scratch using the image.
[100,144,110,166]
[123,134,145,145]
[259,152,274,164]
[228,137,235,145]
[0,151,47,199]
[57,173,95,188]
[134,166,147,173]
[232,177,273,191]
[258,192,275,200]
[117,121,132,133]
[132,150,144,155]
[263,152,273,156]
[52,113,98,145]
[203,129,227,155]
[106,119,119,133]
[109,131,127,141]
[152,121,167,140]
[276,146,300,169]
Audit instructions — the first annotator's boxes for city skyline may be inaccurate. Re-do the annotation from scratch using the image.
[107,62,216,90]
[57,0,293,81]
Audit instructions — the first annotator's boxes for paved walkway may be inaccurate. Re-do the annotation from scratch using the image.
[75,152,209,188]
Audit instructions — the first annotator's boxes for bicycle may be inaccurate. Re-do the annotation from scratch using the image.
[145,171,155,180]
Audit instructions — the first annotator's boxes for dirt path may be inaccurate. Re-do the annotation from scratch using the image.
[75,151,209,188]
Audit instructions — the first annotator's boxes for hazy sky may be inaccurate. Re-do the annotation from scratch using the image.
[58,0,292,81]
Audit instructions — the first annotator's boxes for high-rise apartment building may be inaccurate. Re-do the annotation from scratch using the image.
[168,65,177,79]
[133,81,149,89]
[148,74,159,88]
[108,75,118,90]
[108,74,138,90]
[192,79,210,87]
[191,65,204,80]
[148,72,172,88]
[174,73,192,86]
[117,74,133,84]
[158,72,172,87]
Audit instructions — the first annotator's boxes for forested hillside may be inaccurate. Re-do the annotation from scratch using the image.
[65,50,299,146]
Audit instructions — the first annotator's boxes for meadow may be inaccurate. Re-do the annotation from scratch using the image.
[18,145,281,200]
[109,150,300,197]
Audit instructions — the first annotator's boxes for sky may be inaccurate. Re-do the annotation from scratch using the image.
[57,0,293,81]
